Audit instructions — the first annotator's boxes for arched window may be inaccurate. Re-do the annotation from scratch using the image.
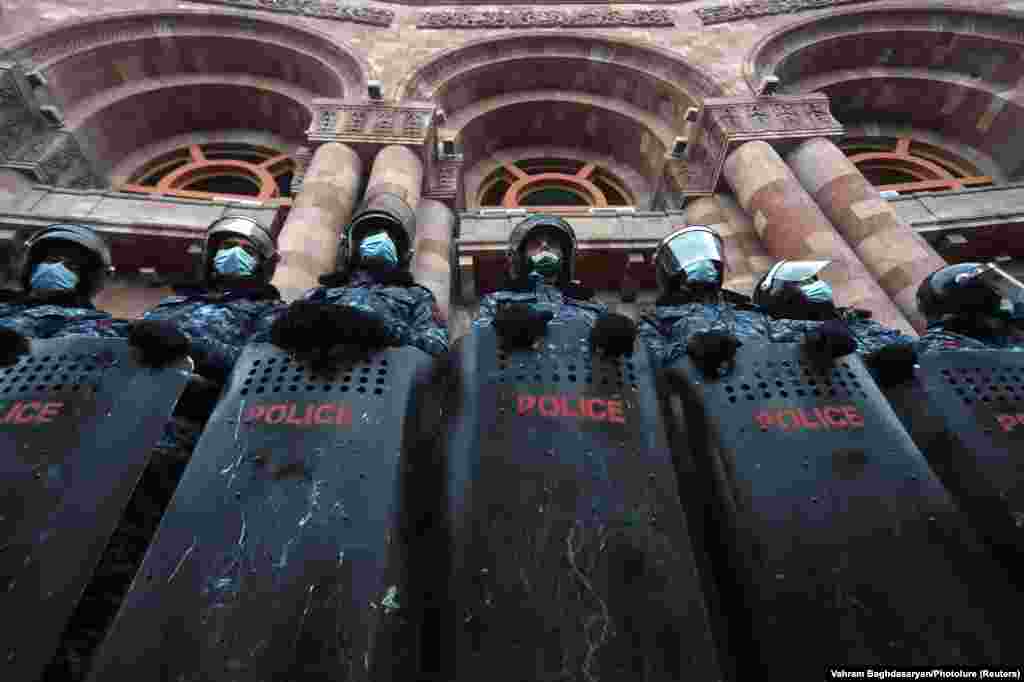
[119,143,294,202]
[478,159,633,212]
[839,137,992,195]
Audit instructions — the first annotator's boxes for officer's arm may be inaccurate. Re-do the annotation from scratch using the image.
[475,295,498,326]
[405,290,450,356]
[179,333,239,384]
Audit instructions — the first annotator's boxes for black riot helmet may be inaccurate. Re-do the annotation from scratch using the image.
[917,262,1017,325]
[203,215,278,286]
[20,223,112,299]
[654,225,725,296]
[341,190,417,272]
[753,259,835,319]
[506,214,578,288]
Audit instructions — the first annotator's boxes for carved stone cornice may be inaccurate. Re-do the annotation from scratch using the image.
[180,0,393,26]
[696,0,874,25]
[682,93,844,197]
[417,8,674,29]
[308,100,435,148]
[3,130,103,188]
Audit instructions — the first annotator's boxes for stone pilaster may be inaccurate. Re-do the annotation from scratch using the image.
[723,140,913,334]
[412,198,455,323]
[685,193,773,297]
[271,142,362,301]
[786,138,947,333]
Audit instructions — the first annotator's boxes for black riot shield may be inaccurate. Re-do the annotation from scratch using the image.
[437,323,722,681]
[0,336,191,682]
[884,351,1024,568]
[86,342,443,682]
[667,343,1021,676]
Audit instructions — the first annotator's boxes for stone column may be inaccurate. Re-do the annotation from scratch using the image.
[365,145,423,209]
[685,193,774,297]
[272,143,361,301]
[412,198,455,324]
[786,138,947,333]
[723,140,913,334]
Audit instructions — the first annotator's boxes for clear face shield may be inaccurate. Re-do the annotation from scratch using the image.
[958,263,1024,316]
[657,227,725,290]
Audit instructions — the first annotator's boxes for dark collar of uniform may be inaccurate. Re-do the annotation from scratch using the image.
[656,288,751,308]
[0,288,95,309]
[502,276,595,301]
[318,268,417,289]
[171,279,281,301]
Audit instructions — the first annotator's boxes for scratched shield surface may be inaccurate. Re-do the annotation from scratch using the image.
[669,342,1021,675]
[0,336,191,682]
[885,351,1024,566]
[87,342,442,682]
[440,324,722,681]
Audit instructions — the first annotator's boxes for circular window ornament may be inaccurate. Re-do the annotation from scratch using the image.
[120,143,295,202]
[478,159,633,212]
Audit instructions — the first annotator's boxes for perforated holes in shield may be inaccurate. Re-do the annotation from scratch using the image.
[0,353,100,394]
[722,359,866,404]
[941,366,1024,407]
[241,353,389,397]
[496,349,637,389]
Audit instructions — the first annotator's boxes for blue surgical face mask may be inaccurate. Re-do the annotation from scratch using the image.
[214,246,257,277]
[529,250,561,278]
[31,262,79,291]
[682,260,720,286]
[359,232,398,268]
[800,279,833,304]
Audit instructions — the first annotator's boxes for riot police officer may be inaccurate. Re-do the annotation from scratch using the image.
[471,214,637,352]
[267,198,448,358]
[915,262,1024,354]
[638,225,770,375]
[754,259,917,352]
[44,216,284,681]
[0,224,121,364]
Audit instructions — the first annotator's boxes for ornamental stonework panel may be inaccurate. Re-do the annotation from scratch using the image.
[683,94,844,197]
[184,0,393,26]
[309,101,435,147]
[695,0,875,25]
[417,8,674,29]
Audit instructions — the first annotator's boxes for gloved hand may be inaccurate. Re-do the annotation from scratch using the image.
[0,327,30,366]
[128,320,191,367]
[687,330,742,377]
[175,374,224,422]
[493,303,553,347]
[864,343,918,386]
[270,302,392,351]
[591,313,637,356]
[804,320,856,360]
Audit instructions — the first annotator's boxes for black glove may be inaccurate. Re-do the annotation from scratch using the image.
[804,320,857,360]
[270,302,392,351]
[0,327,30,367]
[591,313,637,356]
[865,343,918,386]
[493,303,552,347]
[175,374,224,422]
[687,330,742,377]
[128,320,191,367]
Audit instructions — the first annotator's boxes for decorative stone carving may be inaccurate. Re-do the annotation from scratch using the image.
[288,146,314,195]
[696,0,871,25]
[417,8,674,29]
[308,100,436,147]
[3,130,100,187]
[682,93,844,197]
[183,0,393,26]
[424,157,461,202]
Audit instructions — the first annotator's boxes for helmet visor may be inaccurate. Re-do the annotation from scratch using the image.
[765,260,831,286]
[658,227,724,280]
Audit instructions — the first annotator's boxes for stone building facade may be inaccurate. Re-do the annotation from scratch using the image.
[0,0,1021,336]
